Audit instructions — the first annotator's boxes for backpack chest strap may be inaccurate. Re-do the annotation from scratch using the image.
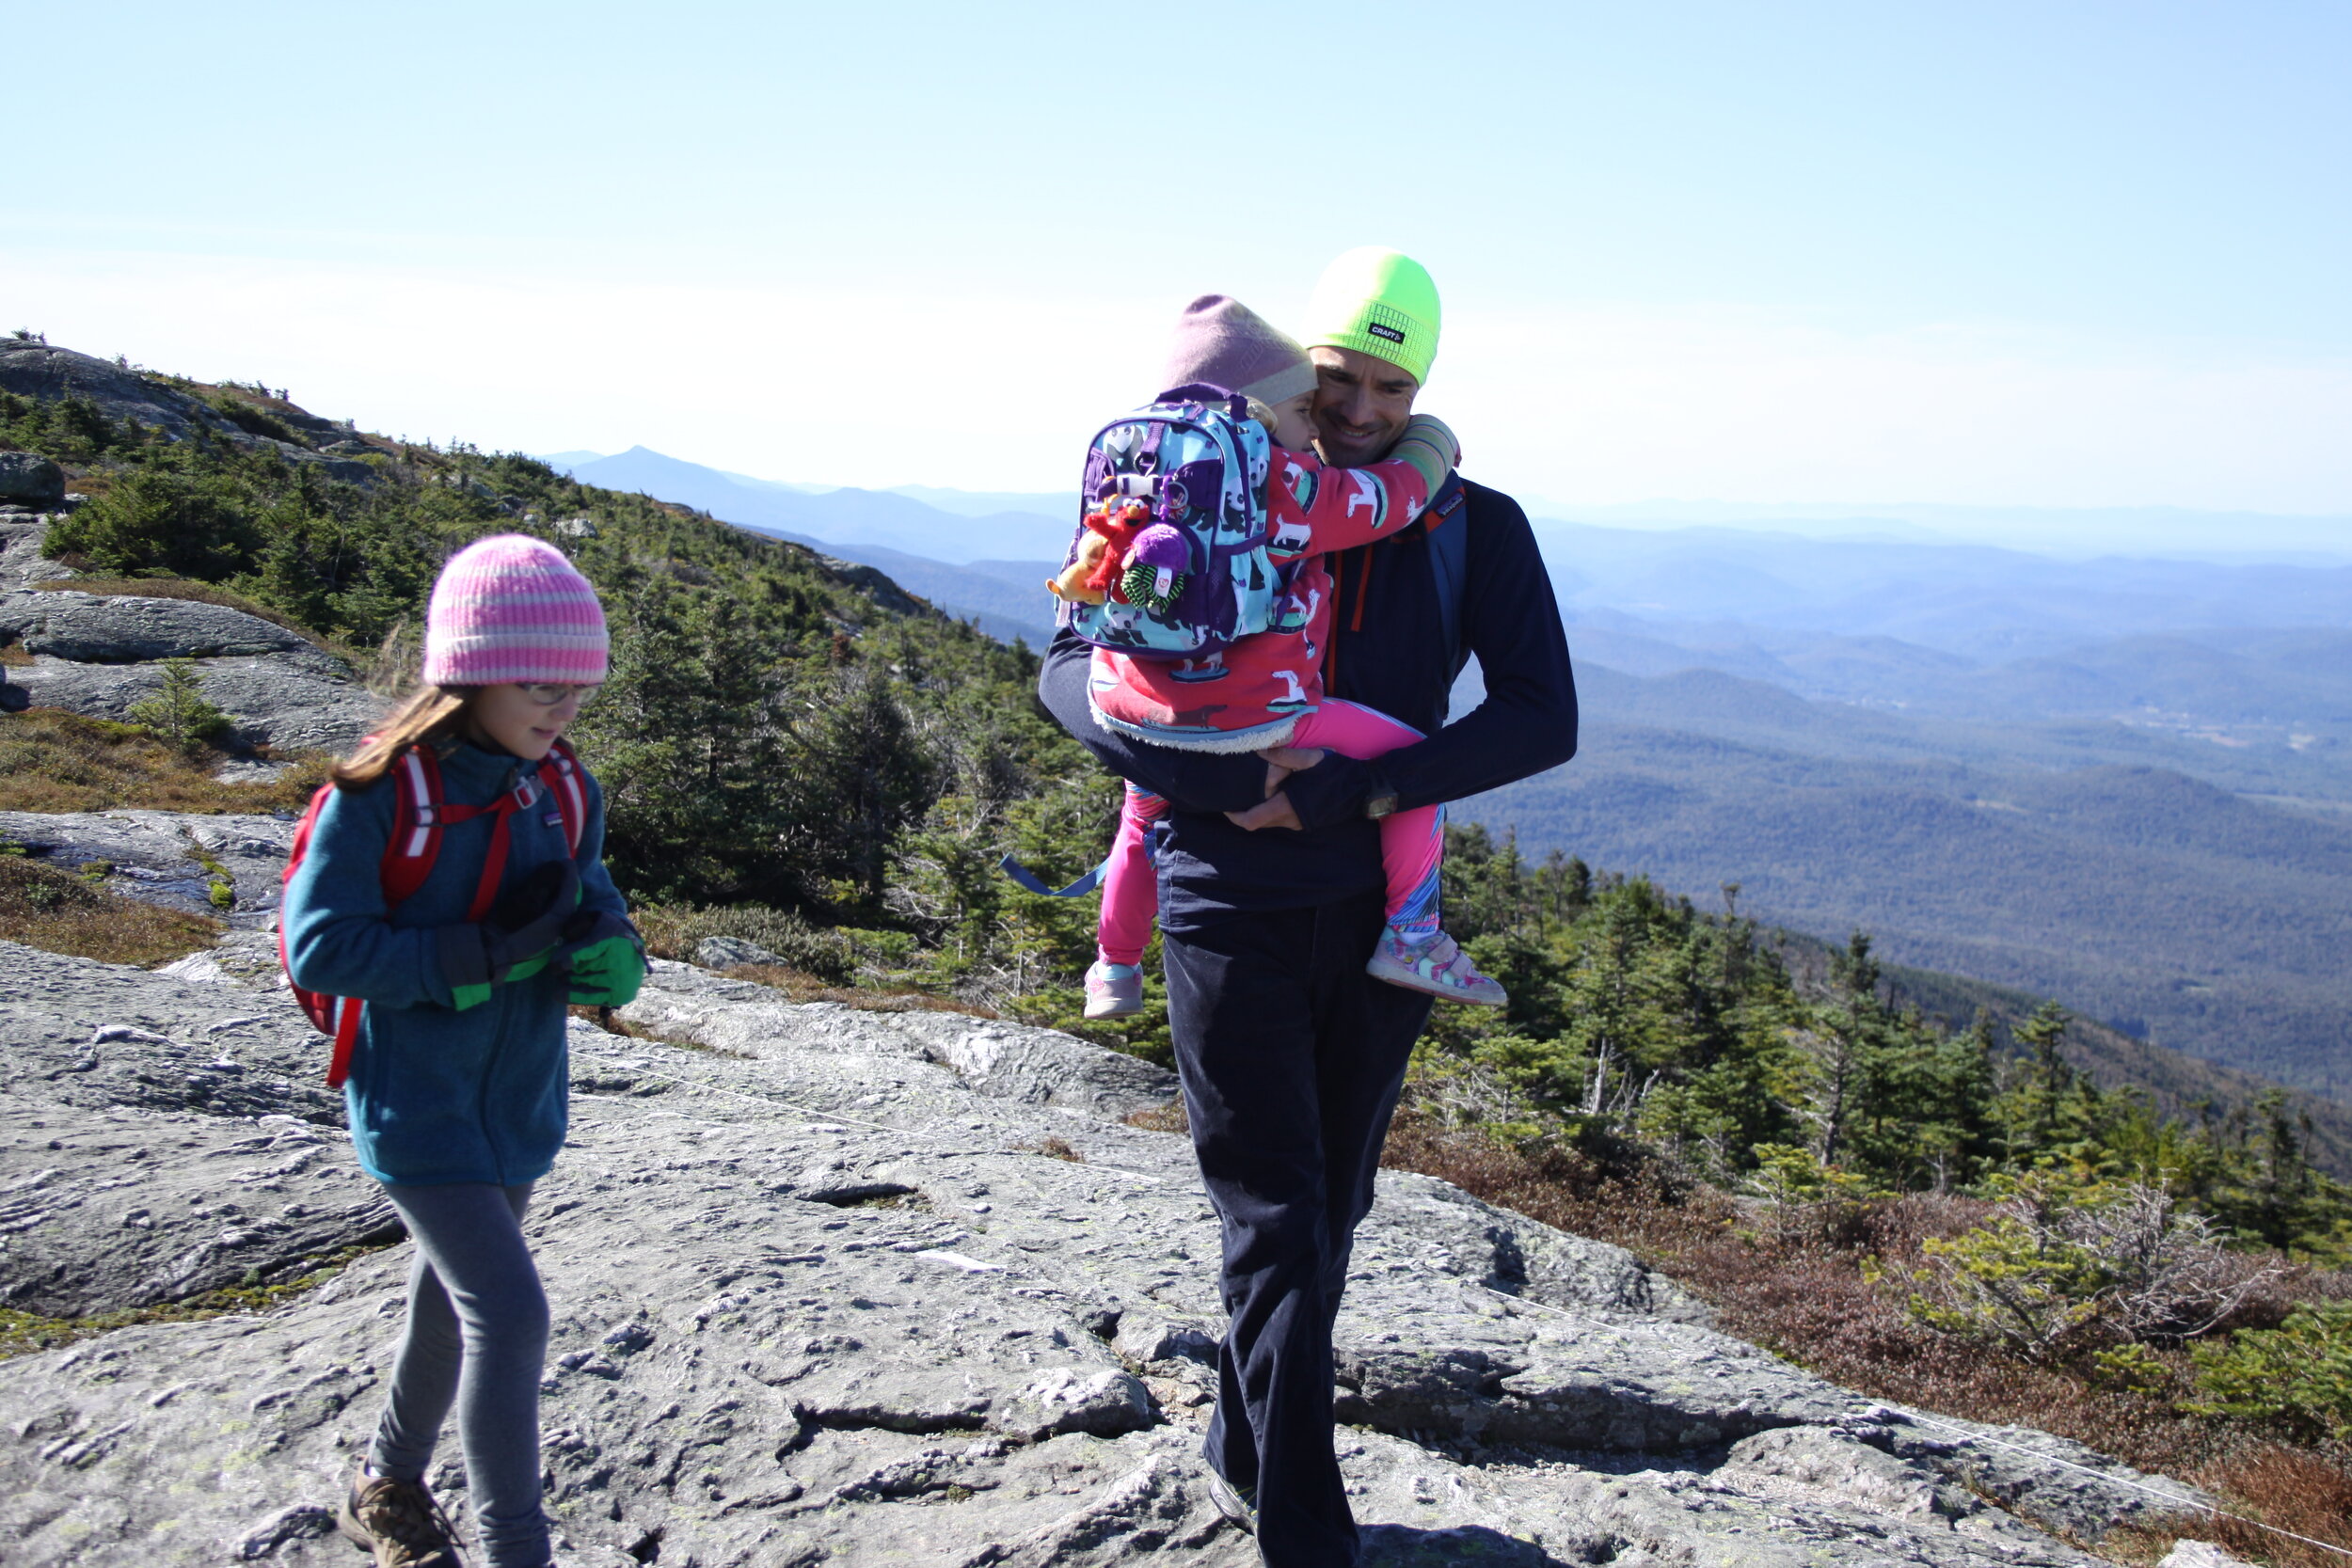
[437,772,544,922]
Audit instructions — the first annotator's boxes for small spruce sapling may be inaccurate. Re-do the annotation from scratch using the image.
[126,658,231,755]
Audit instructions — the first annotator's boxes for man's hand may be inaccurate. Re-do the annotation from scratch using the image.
[1225,746,1326,832]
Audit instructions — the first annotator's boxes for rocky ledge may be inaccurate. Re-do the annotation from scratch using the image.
[0,508,382,750]
[0,837,2210,1566]
[0,561,381,752]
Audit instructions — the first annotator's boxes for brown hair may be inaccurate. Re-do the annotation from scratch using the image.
[330,685,475,790]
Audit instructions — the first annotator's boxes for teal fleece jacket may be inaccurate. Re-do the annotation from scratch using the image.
[281,740,630,1186]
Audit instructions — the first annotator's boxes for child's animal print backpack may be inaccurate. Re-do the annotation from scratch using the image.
[1055,386,1287,658]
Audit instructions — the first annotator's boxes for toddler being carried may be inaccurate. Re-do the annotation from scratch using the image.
[1053,294,1505,1019]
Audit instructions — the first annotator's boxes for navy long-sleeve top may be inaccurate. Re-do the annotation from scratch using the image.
[1038,477,1579,931]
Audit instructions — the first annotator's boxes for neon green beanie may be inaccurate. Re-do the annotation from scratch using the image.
[1301,246,1441,386]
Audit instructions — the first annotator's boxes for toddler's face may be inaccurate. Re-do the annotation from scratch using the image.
[1267,390,1319,451]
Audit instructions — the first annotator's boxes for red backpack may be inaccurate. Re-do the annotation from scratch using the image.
[279,739,589,1087]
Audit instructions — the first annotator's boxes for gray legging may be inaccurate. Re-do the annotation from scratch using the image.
[370,1182,549,1568]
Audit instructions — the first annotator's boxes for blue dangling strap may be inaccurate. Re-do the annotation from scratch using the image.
[997,852,1111,898]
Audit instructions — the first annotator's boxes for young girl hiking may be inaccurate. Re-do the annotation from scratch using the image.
[281,535,643,1568]
[1060,292,1506,1019]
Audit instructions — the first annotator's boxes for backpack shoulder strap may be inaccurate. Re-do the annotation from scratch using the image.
[377,744,445,907]
[278,752,439,1089]
[1424,474,1471,679]
[541,740,589,858]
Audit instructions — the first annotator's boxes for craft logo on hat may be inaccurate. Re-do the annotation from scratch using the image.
[1363,303,1414,346]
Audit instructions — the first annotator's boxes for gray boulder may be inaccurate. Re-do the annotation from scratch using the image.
[6,647,380,753]
[0,1104,400,1318]
[619,960,1182,1121]
[0,451,65,506]
[695,934,787,970]
[0,592,316,662]
[0,578,381,752]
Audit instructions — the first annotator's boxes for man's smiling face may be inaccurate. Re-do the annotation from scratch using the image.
[1309,345,1420,468]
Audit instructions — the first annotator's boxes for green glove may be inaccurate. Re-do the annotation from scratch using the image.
[1389,413,1460,497]
[565,936,645,1006]
[449,945,561,1012]
[437,860,580,1011]
[559,909,647,1007]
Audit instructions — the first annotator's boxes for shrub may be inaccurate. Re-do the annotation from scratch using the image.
[631,900,855,982]
[2186,1302,2352,1444]
[45,467,261,579]
[1743,1142,1884,1246]
[1903,1177,2275,1360]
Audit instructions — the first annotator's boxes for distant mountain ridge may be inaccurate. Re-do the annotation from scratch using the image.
[544,447,1073,562]
[532,442,2352,1099]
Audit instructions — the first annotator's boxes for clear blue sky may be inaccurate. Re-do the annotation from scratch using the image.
[9,1,2349,519]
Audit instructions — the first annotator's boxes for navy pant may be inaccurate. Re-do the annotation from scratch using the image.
[1162,891,1433,1568]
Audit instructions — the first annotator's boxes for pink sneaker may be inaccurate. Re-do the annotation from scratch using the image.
[1084,961,1144,1020]
[1366,928,1507,1007]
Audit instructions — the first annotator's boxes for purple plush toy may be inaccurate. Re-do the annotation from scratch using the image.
[1120,523,1191,616]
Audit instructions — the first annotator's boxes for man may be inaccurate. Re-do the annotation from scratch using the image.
[1037,247,1578,1566]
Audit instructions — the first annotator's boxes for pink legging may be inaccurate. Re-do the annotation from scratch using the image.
[1097,699,1443,965]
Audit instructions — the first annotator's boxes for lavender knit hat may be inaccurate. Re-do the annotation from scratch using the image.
[1160,295,1317,404]
[421,534,609,686]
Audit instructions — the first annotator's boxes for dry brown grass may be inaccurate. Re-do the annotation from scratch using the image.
[28,577,342,655]
[2120,1448,2352,1567]
[0,707,327,814]
[0,855,221,965]
[1376,1110,2352,1559]
[0,641,31,667]
[1124,1100,1189,1136]
[2191,1446,2352,1565]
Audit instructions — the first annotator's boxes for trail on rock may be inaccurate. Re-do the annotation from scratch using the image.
[0,832,2207,1564]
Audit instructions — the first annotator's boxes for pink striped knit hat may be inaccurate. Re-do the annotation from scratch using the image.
[421,534,609,686]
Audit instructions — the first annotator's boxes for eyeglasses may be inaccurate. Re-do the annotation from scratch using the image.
[517,683,602,707]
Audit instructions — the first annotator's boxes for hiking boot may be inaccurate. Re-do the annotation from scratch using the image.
[1201,1466,1258,1534]
[1366,927,1507,1007]
[1084,960,1144,1020]
[336,1466,463,1567]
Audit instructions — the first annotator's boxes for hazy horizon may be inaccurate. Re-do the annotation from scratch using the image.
[540,443,2352,562]
[8,3,2347,513]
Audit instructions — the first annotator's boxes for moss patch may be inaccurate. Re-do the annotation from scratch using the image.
[0,1241,397,1363]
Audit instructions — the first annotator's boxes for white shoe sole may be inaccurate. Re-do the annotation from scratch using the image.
[1365,954,1507,1007]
